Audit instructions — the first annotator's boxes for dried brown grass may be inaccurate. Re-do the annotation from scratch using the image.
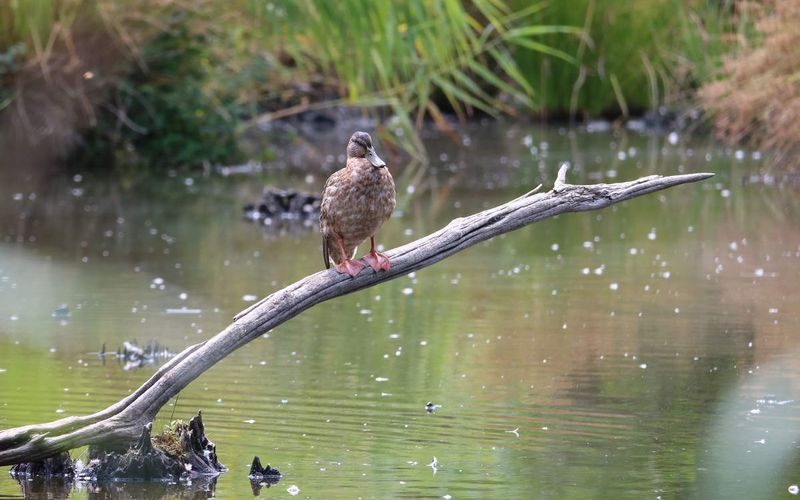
[699,0,800,170]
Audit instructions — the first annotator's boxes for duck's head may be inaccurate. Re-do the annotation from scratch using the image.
[347,131,386,168]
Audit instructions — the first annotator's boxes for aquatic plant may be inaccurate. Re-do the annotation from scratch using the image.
[247,0,585,159]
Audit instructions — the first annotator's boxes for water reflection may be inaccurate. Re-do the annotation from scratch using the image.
[1,124,799,498]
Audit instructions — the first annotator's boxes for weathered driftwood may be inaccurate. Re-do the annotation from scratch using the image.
[0,165,713,466]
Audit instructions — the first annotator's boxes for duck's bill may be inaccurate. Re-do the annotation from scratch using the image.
[367,147,386,168]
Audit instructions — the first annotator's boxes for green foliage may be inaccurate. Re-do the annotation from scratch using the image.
[73,10,244,171]
[0,0,751,171]
[0,0,83,55]
[251,0,583,158]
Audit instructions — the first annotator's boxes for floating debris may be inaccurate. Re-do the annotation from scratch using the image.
[425,402,442,413]
[52,304,71,320]
[244,186,321,223]
[99,340,175,370]
[248,455,282,494]
[505,427,520,437]
[165,307,202,315]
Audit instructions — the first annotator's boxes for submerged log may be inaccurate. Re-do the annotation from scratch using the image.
[82,411,225,481]
[0,165,713,466]
[8,412,223,482]
[249,456,282,495]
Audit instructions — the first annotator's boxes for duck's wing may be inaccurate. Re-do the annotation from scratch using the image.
[320,168,347,269]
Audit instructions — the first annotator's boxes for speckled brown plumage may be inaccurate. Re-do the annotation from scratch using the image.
[320,131,396,276]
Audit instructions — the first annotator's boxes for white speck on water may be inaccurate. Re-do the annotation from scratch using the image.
[662,271,671,279]
[721,189,730,198]
[420,340,428,346]
[754,268,765,277]
[12,193,23,201]
[630,248,638,255]
[243,419,256,424]
[505,427,520,437]
[581,267,590,275]
[242,294,257,302]
[769,308,779,314]
[609,283,619,291]
[9,315,19,321]
[166,307,201,314]
[287,484,300,496]
[551,289,558,295]
[648,228,657,240]
[56,409,65,414]
[668,132,679,145]
[49,347,56,353]
[639,363,648,369]
[551,243,559,251]
[404,228,413,236]
[259,361,267,365]
[217,398,223,403]
[754,438,766,444]
[359,309,372,315]
[179,292,188,300]
[750,408,761,415]
[406,184,416,194]
[0,368,6,373]
[729,241,738,251]
[674,307,680,314]
[562,323,567,330]
[583,241,594,249]
[789,485,799,495]
[443,495,453,500]
[735,150,745,160]
[152,277,164,285]
[375,377,389,382]
[541,426,549,431]
[593,265,604,275]
[281,399,289,404]
[402,288,413,295]
[184,177,194,186]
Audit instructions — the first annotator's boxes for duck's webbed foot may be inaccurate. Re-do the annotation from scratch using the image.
[364,250,391,272]
[335,258,366,277]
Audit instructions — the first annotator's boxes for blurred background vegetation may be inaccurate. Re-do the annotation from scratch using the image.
[0,0,792,172]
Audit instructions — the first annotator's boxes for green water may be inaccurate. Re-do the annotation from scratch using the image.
[1,124,799,498]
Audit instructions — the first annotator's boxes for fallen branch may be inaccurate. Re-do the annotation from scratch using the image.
[0,165,713,466]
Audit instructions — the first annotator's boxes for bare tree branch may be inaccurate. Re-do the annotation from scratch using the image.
[0,164,713,466]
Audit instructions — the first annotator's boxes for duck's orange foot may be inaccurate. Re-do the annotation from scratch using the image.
[334,258,366,277]
[364,251,391,272]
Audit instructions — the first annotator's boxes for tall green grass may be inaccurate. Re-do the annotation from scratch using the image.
[249,0,584,158]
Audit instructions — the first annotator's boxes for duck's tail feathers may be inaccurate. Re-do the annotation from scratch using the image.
[323,236,331,269]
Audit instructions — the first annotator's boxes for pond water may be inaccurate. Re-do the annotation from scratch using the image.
[1,123,799,499]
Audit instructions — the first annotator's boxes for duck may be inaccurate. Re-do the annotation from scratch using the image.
[319,131,396,276]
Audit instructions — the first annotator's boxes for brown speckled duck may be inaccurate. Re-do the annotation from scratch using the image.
[320,131,396,276]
